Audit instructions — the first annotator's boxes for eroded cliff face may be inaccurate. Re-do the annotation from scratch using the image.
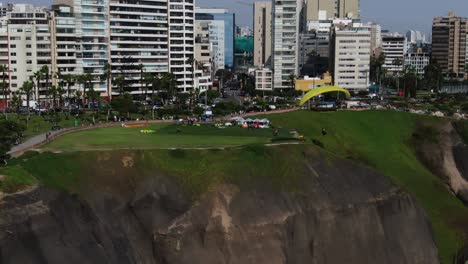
[0,150,439,264]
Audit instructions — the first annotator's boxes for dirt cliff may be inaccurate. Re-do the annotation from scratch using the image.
[0,148,439,264]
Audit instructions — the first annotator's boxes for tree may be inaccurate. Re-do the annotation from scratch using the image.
[288,74,296,90]
[143,72,154,101]
[62,74,75,111]
[392,58,403,75]
[101,62,112,101]
[424,61,443,92]
[19,81,34,119]
[0,64,8,119]
[9,92,21,114]
[0,119,25,164]
[113,75,126,96]
[32,70,43,104]
[110,92,135,117]
[49,85,59,109]
[77,73,94,105]
[138,63,145,99]
[40,65,50,105]
[370,53,385,83]
[215,69,232,91]
[160,73,177,105]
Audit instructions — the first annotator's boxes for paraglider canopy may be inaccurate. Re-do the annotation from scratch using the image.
[298,86,351,106]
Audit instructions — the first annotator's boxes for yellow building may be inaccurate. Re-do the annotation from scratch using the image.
[295,72,333,92]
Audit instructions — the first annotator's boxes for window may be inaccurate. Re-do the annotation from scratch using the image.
[26,36,31,40]
[10,52,16,56]
[11,60,16,64]
[26,52,32,56]
[26,44,32,48]
[26,60,32,64]
[11,76,17,80]
[10,44,16,48]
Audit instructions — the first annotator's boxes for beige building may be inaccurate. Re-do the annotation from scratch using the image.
[253,2,272,67]
[307,0,359,21]
[306,0,335,20]
[337,0,359,19]
[432,12,467,77]
[195,21,212,66]
[255,68,273,91]
[331,26,371,91]
[3,4,52,101]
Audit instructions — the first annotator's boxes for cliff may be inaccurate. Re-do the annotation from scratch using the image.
[0,147,439,264]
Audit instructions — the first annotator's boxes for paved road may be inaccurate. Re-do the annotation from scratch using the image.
[8,107,299,157]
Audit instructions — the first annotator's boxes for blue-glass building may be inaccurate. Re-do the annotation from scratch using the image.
[195,8,235,70]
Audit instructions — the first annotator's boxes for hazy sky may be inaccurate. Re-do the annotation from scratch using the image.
[14,0,468,34]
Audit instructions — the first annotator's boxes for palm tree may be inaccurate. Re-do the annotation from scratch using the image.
[186,57,196,108]
[20,81,34,120]
[151,74,161,100]
[57,85,65,109]
[160,72,177,105]
[49,85,59,109]
[113,75,126,96]
[40,65,50,106]
[78,73,94,106]
[138,63,145,99]
[101,62,112,102]
[0,64,8,119]
[32,70,43,105]
[288,74,296,90]
[143,72,154,102]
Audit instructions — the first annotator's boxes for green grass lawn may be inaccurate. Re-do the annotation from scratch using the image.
[255,110,468,264]
[44,123,291,151]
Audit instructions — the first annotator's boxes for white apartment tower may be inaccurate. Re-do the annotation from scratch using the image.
[331,26,371,91]
[168,0,195,93]
[69,0,109,95]
[382,34,406,75]
[272,0,303,90]
[51,3,82,86]
[253,2,272,67]
[5,4,52,100]
[109,0,170,96]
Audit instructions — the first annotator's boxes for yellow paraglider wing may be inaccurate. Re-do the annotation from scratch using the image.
[298,86,351,106]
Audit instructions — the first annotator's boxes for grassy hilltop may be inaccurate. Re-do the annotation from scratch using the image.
[1,110,468,263]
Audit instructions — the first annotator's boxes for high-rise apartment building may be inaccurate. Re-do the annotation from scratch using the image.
[306,0,359,21]
[195,8,235,70]
[50,3,81,87]
[109,0,169,95]
[168,0,195,92]
[5,4,52,100]
[432,12,467,77]
[330,26,371,91]
[253,1,272,67]
[272,0,303,90]
[382,34,406,75]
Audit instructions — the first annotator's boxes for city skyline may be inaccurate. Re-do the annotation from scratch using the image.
[5,0,468,34]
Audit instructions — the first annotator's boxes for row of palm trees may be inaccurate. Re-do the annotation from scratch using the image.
[1,57,214,119]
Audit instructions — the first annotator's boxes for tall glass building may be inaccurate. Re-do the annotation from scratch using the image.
[195,8,235,70]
